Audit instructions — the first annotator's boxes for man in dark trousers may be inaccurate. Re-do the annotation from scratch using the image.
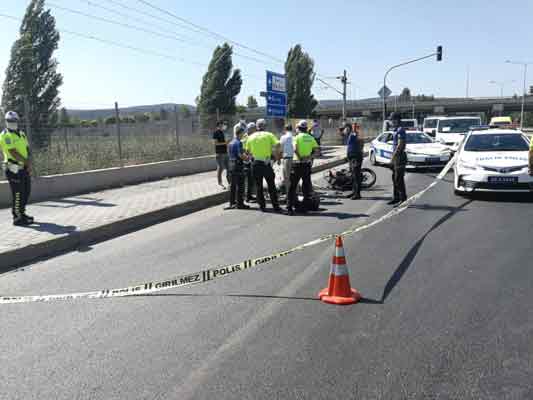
[346,124,363,200]
[287,120,319,216]
[226,123,250,210]
[244,119,282,213]
[0,111,34,226]
[388,112,407,205]
[212,120,229,189]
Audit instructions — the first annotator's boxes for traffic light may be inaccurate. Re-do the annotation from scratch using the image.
[436,46,443,62]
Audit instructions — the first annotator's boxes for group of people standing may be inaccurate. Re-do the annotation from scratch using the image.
[213,118,320,216]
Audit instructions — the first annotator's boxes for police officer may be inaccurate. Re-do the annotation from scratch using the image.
[287,120,319,216]
[226,123,250,210]
[388,112,407,205]
[0,111,34,226]
[244,119,282,212]
[243,122,257,202]
[346,123,363,200]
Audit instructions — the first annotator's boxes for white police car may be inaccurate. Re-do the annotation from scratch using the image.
[369,130,453,169]
[454,128,533,193]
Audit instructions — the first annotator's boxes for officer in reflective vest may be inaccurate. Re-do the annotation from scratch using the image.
[287,120,319,216]
[244,119,282,213]
[0,111,34,226]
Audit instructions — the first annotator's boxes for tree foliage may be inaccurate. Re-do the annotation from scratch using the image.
[285,44,317,118]
[1,0,63,147]
[198,43,242,126]
[247,95,258,109]
[399,87,412,102]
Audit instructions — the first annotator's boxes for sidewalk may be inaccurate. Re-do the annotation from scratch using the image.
[0,146,351,271]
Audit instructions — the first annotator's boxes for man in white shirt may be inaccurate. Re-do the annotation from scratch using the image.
[311,119,323,156]
[279,124,294,194]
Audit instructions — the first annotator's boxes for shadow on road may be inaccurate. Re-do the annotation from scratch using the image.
[38,197,116,209]
[379,199,473,303]
[20,222,78,235]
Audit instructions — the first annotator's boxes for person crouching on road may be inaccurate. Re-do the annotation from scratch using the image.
[243,122,257,203]
[226,124,250,210]
[346,123,363,200]
[388,112,407,205]
[212,120,230,189]
[279,124,294,196]
[0,111,34,226]
[287,120,319,216]
[244,119,282,213]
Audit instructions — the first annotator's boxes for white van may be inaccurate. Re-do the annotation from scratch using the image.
[436,116,482,146]
[422,116,443,137]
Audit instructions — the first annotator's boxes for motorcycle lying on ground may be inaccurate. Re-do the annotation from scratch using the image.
[324,167,377,192]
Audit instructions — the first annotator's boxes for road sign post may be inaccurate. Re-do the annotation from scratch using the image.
[266,70,287,118]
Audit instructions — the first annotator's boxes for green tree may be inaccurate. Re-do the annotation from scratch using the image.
[134,113,149,123]
[1,0,63,147]
[285,44,317,118]
[247,95,258,109]
[180,104,191,118]
[399,87,411,102]
[198,43,242,127]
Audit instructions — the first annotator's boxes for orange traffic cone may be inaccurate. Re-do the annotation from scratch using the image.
[318,236,361,305]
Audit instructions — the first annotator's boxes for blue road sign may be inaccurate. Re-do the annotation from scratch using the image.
[266,71,287,94]
[266,92,287,106]
[266,104,287,118]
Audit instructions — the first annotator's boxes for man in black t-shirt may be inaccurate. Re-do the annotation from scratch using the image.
[213,120,230,188]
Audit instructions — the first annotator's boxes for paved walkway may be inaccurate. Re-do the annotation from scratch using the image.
[0,147,350,269]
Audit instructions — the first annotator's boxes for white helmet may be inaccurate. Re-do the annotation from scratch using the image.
[297,120,308,130]
[233,122,245,136]
[247,122,256,131]
[256,118,266,130]
[5,111,19,122]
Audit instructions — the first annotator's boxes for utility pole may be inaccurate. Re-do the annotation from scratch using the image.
[340,70,347,121]
[115,102,123,167]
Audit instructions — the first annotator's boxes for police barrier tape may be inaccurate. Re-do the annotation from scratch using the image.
[0,156,457,305]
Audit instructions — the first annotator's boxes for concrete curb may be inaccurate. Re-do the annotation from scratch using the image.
[0,156,350,273]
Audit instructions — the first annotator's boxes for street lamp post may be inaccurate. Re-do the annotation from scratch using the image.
[506,60,532,129]
[383,46,443,123]
[488,79,516,98]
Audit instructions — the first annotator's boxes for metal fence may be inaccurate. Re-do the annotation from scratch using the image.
[1,104,382,177]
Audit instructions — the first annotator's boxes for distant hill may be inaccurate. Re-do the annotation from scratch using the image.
[68,103,196,120]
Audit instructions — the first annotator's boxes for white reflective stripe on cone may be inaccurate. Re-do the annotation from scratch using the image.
[331,264,349,276]
[335,246,345,258]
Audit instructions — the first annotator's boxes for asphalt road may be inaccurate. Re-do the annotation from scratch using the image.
[1,162,532,400]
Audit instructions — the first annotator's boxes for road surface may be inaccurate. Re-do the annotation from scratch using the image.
[1,163,532,400]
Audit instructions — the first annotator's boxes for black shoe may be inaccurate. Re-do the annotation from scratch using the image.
[22,214,34,223]
[224,204,237,210]
[286,208,295,216]
[237,204,250,210]
[13,217,32,227]
[387,199,400,205]
[273,206,283,213]
[351,194,361,200]
[259,206,267,212]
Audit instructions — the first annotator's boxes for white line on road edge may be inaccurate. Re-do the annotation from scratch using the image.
[0,156,457,305]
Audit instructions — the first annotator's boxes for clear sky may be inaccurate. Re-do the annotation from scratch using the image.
[1,0,532,110]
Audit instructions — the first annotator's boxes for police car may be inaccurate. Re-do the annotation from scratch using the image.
[454,127,533,193]
[369,130,453,169]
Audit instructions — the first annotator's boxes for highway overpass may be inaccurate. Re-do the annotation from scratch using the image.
[315,96,533,120]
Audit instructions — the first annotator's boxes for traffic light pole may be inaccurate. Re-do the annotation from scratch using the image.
[341,70,347,121]
[382,47,442,123]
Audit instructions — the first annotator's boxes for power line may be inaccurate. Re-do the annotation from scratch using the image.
[135,0,285,65]
[47,1,278,66]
